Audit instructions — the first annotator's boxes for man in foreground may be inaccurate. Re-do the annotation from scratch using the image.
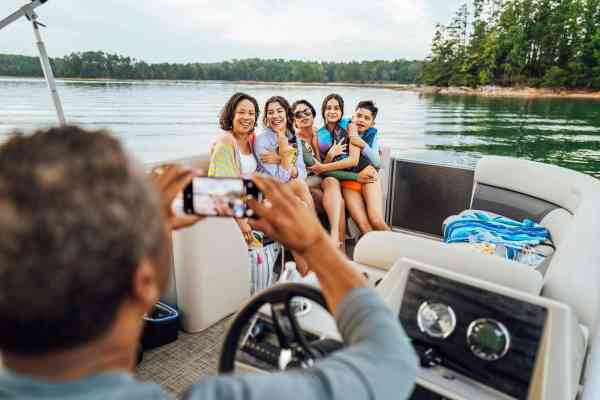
[0,126,417,399]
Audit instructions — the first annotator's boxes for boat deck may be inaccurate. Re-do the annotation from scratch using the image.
[136,317,231,399]
[136,239,356,398]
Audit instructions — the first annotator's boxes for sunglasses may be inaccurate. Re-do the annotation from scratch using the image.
[294,109,313,119]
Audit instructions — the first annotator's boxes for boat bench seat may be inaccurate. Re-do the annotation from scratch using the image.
[353,231,544,295]
[352,156,600,331]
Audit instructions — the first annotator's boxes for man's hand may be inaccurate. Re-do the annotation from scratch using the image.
[357,165,378,184]
[307,161,327,175]
[260,151,281,165]
[247,175,329,256]
[150,164,203,231]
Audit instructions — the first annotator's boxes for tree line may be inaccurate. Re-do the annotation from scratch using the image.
[5,0,599,90]
[419,0,600,88]
[0,52,423,83]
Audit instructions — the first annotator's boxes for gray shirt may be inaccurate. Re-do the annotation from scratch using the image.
[0,288,418,400]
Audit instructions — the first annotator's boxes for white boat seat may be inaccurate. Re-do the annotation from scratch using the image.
[151,154,251,333]
[355,156,600,333]
[353,231,543,295]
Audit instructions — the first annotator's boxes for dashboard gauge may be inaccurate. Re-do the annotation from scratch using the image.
[417,301,457,339]
[467,318,511,361]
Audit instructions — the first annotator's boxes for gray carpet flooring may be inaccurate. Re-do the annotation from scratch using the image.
[136,317,231,399]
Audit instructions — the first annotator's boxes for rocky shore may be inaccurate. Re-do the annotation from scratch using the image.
[235,80,600,100]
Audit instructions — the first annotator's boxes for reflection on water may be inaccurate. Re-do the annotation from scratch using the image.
[1,77,599,177]
[422,95,600,177]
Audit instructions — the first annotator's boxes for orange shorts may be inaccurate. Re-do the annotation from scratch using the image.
[341,180,362,192]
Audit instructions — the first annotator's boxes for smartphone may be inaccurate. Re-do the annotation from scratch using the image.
[180,177,262,218]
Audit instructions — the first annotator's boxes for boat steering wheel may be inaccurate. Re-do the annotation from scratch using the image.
[218,283,335,373]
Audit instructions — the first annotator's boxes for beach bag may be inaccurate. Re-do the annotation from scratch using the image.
[249,234,282,294]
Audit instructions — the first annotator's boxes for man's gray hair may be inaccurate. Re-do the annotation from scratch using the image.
[0,126,164,355]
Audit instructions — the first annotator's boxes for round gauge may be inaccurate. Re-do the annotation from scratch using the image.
[417,301,457,339]
[467,318,511,361]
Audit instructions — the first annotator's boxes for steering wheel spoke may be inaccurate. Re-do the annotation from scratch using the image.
[271,302,299,350]
[219,283,337,373]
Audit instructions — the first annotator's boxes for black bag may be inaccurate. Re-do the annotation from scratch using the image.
[142,302,179,350]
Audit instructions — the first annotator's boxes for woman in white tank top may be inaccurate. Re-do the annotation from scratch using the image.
[239,152,257,179]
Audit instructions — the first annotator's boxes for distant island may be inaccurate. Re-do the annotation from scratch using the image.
[1,0,598,92]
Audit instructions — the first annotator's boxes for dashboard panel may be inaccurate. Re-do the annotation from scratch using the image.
[399,269,547,400]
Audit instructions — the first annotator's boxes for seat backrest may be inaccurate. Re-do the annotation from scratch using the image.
[474,156,600,332]
[355,231,544,295]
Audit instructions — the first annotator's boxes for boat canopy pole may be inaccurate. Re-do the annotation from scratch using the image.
[0,0,66,125]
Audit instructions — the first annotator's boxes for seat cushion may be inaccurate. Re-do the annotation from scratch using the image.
[354,231,544,294]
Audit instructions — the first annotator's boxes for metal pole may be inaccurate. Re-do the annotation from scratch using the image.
[0,1,47,31]
[1,1,65,125]
[28,12,66,125]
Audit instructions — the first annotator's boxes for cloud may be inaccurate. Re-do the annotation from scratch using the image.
[0,0,464,63]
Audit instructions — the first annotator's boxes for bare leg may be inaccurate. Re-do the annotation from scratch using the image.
[309,187,325,214]
[321,177,344,243]
[338,198,346,253]
[362,180,391,231]
[343,187,373,235]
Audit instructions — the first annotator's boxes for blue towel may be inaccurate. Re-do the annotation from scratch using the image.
[443,211,550,260]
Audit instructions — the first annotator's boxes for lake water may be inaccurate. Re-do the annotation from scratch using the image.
[2,77,600,177]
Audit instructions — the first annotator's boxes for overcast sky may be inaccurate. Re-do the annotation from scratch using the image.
[1,0,464,63]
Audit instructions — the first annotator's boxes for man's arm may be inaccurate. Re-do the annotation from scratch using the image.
[183,176,418,400]
[185,288,417,400]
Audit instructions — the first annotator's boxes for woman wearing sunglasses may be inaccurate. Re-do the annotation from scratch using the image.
[292,100,348,247]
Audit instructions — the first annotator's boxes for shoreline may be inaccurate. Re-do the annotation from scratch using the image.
[3,75,600,100]
[234,81,600,100]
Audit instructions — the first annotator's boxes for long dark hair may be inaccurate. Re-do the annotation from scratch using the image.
[263,96,294,133]
[321,93,344,124]
[219,92,259,131]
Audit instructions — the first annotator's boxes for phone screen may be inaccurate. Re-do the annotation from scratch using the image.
[182,177,260,218]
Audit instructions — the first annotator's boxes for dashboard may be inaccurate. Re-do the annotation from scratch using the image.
[399,269,547,399]
[235,261,585,400]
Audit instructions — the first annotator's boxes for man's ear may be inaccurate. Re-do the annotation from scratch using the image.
[132,257,161,310]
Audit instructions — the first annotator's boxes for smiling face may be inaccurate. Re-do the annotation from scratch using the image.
[354,107,375,134]
[293,103,314,129]
[266,101,287,133]
[324,98,342,125]
[232,99,256,135]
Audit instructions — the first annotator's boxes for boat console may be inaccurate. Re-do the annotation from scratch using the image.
[379,259,586,400]
[233,258,586,400]
[401,269,547,399]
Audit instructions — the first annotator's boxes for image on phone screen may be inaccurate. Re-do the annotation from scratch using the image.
[183,177,249,218]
